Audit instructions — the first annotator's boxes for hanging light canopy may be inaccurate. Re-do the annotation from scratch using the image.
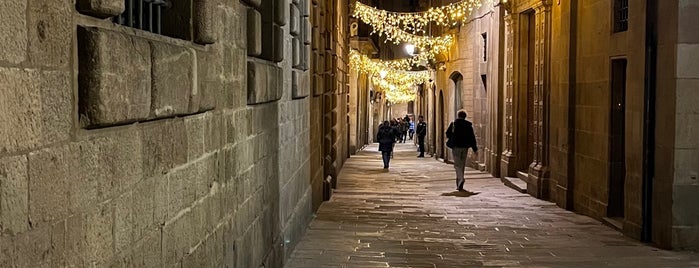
[350,50,430,103]
[353,0,484,34]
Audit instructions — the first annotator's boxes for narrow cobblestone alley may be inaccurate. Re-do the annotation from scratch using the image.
[285,143,699,267]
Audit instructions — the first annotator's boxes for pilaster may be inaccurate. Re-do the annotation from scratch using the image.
[501,13,518,178]
[527,2,551,199]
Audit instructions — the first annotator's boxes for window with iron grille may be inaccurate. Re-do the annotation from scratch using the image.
[113,0,171,35]
[613,0,628,32]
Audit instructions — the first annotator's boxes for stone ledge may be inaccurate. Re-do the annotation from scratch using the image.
[151,42,194,118]
[76,0,124,18]
[247,60,283,105]
[194,0,221,44]
[274,25,285,62]
[78,26,152,128]
[247,8,262,56]
[78,26,215,129]
[292,70,310,99]
[290,4,300,36]
[241,0,261,8]
[292,37,301,68]
[274,0,288,26]
[302,18,311,45]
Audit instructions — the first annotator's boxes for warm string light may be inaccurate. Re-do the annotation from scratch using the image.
[353,15,454,58]
[354,0,483,34]
[350,50,429,103]
[352,1,486,64]
[384,88,417,103]
[350,50,430,84]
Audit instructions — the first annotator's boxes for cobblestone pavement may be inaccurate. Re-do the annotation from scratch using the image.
[285,143,699,268]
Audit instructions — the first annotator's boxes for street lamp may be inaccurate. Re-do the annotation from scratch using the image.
[405,44,415,56]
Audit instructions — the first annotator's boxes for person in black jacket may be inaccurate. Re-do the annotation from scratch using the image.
[377,121,400,169]
[416,115,427,157]
[445,110,478,191]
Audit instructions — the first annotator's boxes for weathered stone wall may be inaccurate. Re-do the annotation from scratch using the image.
[306,0,350,210]
[566,0,647,237]
[390,103,409,119]
[548,0,574,210]
[666,0,699,250]
[0,0,333,266]
[508,0,697,249]
[436,2,502,167]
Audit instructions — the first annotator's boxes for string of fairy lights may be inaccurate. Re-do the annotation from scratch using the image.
[354,1,483,34]
[350,50,430,104]
[350,0,485,103]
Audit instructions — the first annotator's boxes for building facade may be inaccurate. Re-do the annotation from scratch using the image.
[0,0,350,266]
[347,0,698,250]
[415,0,698,249]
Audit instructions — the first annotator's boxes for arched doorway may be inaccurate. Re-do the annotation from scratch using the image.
[450,72,464,115]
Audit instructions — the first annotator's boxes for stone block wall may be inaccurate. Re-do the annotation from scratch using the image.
[548,0,574,209]
[436,3,501,167]
[565,0,647,236]
[0,0,327,267]
[499,0,698,249]
[669,0,699,250]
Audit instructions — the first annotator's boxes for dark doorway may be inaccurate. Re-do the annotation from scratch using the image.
[439,90,446,160]
[608,59,627,219]
[517,11,536,175]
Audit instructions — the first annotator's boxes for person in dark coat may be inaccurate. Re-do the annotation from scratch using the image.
[400,118,409,143]
[416,115,427,157]
[445,110,478,191]
[377,121,399,169]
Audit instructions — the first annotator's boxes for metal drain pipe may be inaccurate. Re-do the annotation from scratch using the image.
[641,0,658,243]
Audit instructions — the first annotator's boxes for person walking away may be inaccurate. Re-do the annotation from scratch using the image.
[416,115,427,157]
[445,111,478,191]
[377,121,398,169]
[399,119,408,143]
[390,119,399,143]
[390,119,400,158]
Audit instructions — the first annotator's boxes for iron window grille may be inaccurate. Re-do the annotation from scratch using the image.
[113,0,171,35]
[613,0,628,32]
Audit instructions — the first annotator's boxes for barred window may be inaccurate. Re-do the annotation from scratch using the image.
[613,0,628,32]
[113,0,171,35]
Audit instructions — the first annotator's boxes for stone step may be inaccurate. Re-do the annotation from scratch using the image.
[602,217,624,231]
[517,171,529,182]
[502,176,528,193]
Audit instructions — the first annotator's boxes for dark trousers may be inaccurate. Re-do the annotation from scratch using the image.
[417,136,425,156]
[382,151,391,167]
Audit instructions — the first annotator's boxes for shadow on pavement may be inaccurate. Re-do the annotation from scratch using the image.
[441,191,480,197]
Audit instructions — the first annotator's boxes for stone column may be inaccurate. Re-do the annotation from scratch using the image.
[500,13,517,178]
[527,2,552,198]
